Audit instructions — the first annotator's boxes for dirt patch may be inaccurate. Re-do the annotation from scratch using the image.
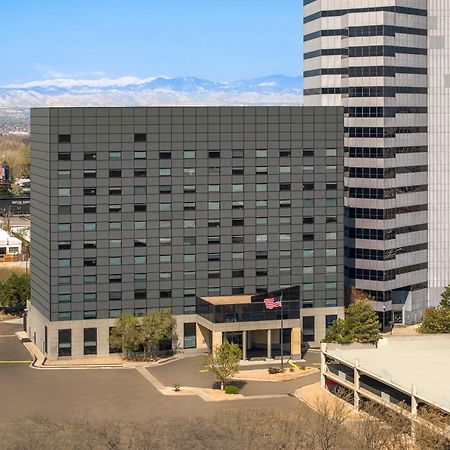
[233,366,319,382]
[45,355,123,366]
[202,388,244,400]
[0,312,17,321]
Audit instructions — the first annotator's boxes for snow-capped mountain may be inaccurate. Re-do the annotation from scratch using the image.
[0,75,303,108]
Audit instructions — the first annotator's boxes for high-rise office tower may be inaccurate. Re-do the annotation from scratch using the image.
[304,1,428,324]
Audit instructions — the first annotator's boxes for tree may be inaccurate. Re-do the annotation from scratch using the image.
[0,271,30,309]
[109,315,141,358]
[203,340,242,390]
[418,284,450,334]
[140,309,176,359]
[323,291,381,344]
[438,284,450,309]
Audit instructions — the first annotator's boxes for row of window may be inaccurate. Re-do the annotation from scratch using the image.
[304,45,427,60]
[57,215,338,233]
[345,204,427,221]
[305,87,427,97]
[304,66,427,79]
[57,147,337,161]
[346,146,428,159]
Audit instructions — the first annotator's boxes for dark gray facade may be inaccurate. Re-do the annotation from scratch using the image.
[30,106,344,356]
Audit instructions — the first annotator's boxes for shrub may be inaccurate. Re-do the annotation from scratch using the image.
[268,367,282,374]
[300,365,306,371]
[289,367,295,372]
[173,384,180,392]
[224,385,240,395]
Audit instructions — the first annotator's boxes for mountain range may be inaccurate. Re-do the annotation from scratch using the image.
[0,75,303,109]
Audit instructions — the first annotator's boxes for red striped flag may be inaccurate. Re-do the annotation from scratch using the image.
[264,297,282,310]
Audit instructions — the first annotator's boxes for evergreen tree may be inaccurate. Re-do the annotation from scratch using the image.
[0,272,30,308]
[439,284,450,309]
[322,318,351,344]
[418,307,450,334]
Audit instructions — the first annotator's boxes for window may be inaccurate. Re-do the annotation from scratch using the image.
[326,298,338,307]
[109,310,122,319]
[326,265,337,273]
[184,271,195,279]
[303,217,314,224]
[326,216,337,224]
[109,169,121,178]
[160,237,171,246]
[134,256,147,265]
[83,169,96,178]
[109,239,121,248]
[280,200,291,208]
[58,134,71,143]
[232,252,243,260]
[232,184,244,193]
[58,276,71,285]
[232,287,244,295]
[84,188,96,196]
[232,270,244,278]
[256,150,267,158]
[134,186,145,196]
[184,202,196,211]
[326,282,337,290]
[209,150,220,158]
[232,149,244,158]
[84,222,96,232]
[303,249,314,258]
[134,169,146,177]
[58,312,72,321]
[160,185,171,194]
[134,273,147,282]
[256,183,267,192]
[303,148,314,157]
[279,216,291,224]
[326,249,337,257]
[84,293,97,302]
[58,223,71,232]
[58,259,71,268]
[160,290,172,298]
[84,257,96,267]
[184,323,197,349]
[208,270,220,279]
[134,133,146,142]
[302,316,315,342]
[160,203,171,212]
[326,315,338,329]
[159,151,171,159]
[160,168,171,177]
[208,167,220,176]
[58,205,71,215]
[326,183,337,190]
[280,233,291,241]
[84,311,97,320]
[184,236,196,246]
[160,255,171,263]
[84,152,97,161]
[184,219,196,229]
[109,292,122,300]
[280,183,291,191]
[134,204,146,212]
[256,269,268,277]
[280,166,291,174]
[83,328,97,355]
[232,235,244,243]
[303,233,314,241]
[303,165,314,173]
[183,185,196,193]
[303,266,314,275]
[109,257,122,266]
[208,184,220,192]
[84,275,97,284]
[208,253,220,261]
[134,151,146,160]
[58,241,71,250]
[256,200,267,208]
[256,217,267,225]
[208,201,220,210]
[160,220,171,229]
[326,232,337,240]
[109,274,122,283]
[326,198,337,207]
[184,150,196,159]
[280,149,291,157]
[232,167,244,175]
[184,288,196,298]
[184,254,196,263]
[107,151,122,161]
[58,188,71,197]
[109,222,121,230]
[280,250,291,258]
[326,148,337,157]
[109,188,122,195]
[256,251,268,260]
[303,199,314,208]
[303,183,314,191]
[58,170,71,179]
[58,152,71,161]
[182,168,195,178]
[58,294,71,303]
[326,165,337,172]
[58,329,71,357]
[135,239,147,247]
[232,218,244,226]
[256,234,267,242]
[134,289,147,299]
[109,204,122,213]
[280,267,291,276]
[232,201,244,209]
[208,219,220,228]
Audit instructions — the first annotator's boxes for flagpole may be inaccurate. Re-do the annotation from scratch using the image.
[280,294,284,371]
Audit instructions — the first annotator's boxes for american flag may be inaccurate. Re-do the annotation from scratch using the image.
[264,296,282,310]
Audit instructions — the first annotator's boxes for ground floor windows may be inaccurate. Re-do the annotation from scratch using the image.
[183,323,196,349]
[302,316,315,342]
[58,329,72,357]
[84,328,97,355]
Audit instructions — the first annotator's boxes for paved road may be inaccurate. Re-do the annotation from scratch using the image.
[0,321,31,362]
[149,355,320,396]
[0,322,298,422]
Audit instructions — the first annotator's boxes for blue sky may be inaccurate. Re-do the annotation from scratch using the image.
[2,0,302,85]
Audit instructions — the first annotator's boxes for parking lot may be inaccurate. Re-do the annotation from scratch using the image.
[0,321,301,423]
